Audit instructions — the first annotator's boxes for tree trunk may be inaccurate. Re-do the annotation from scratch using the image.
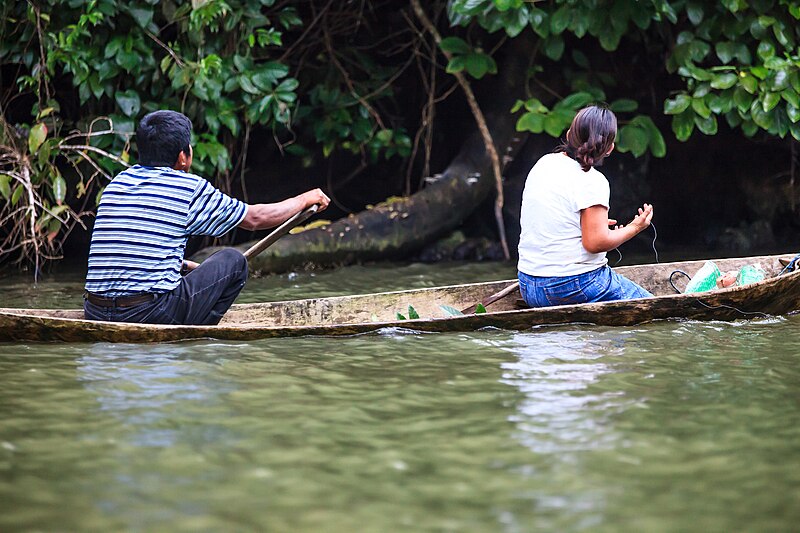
[193,35,534,274]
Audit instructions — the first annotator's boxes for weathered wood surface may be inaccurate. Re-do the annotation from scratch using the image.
[1,253,798,343]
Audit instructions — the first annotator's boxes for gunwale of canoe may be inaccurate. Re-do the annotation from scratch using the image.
[1,253,799,343]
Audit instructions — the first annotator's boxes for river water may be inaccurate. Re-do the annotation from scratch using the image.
[2,262,800,532]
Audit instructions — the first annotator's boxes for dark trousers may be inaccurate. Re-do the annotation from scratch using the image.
[84,248,248,325]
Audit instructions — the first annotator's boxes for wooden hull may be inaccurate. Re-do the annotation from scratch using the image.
[1,253,799,343]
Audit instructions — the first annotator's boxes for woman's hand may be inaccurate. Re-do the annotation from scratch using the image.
[627,203,653,232]
[581,203,654,253]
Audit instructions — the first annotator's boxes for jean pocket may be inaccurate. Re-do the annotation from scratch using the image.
[542,277,585,306]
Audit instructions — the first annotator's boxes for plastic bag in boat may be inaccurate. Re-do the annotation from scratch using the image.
[685,261,721,293]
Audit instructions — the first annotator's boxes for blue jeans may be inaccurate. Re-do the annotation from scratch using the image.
[84,248,248,325]
[518,265,652,308]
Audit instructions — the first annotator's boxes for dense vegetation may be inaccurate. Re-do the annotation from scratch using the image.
[1,0,799,273]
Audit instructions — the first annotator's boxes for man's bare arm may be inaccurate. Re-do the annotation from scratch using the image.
[238,188,330,231]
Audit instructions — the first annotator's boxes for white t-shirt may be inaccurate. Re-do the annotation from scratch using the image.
[517,152,610,277]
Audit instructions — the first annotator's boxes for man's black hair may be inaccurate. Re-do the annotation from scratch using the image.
[136,110,192,167]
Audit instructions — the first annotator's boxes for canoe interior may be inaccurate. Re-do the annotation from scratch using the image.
[2,253,795,329]
[220,254,792,326]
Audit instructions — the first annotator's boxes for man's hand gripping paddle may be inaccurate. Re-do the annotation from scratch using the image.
[242,204,320,261]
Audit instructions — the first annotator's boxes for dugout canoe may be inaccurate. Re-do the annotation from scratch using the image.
[1,253,800,343]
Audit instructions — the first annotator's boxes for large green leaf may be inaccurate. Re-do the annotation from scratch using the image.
[439,36,470,55]
[664,94,691,115]
[634,115,666,157]
[464,53,497,79]
[757,41,775,60]
[543,113,568,137]
[694,114,718,135]
[686,2,704,25]
[28,122,47,154]
[609,99,638,113]
[691,97,711,118]
[710,73,738,90]
[559,92,593,110]
[781,89,799,108]
[733,86,753,112]
[767,69,790,92]
[715,41,735,64]
[11,183,23,207]
[126,5,154,29]
[672,111,695,141]
[115,90,141,117]
[550,5,571,34]
[0,174,11,200]
[439,305,465,317]
[516,112,544,133]
[762,91,781,112]
[750,99,773,129]
[543,35,565,60]
[446,55,466,74]
[52,175,67,205]
[618,124,648,156]
[740,73,759,94]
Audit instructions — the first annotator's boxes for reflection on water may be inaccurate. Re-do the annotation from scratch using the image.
[502,330,631,455]
[2,263,800,531]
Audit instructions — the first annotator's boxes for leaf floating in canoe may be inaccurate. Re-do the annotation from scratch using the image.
[475,303,487,314]
[439,305,465,317]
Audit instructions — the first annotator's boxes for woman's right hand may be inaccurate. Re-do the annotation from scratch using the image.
[628,203,653,233]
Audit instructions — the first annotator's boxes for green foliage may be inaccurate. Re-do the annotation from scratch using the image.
[512,93,666,158]
[0,110,122,271]
[396,305,420,321]
[662,1,800,141]
[440,36,498,79]
[1,0,414,268]
[448,0,800,145]
[3,0,409,177]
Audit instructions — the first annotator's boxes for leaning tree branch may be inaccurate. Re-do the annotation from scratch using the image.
[410,0,510,260]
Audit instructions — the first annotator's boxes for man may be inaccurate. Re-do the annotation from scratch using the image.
[84,110,330,325]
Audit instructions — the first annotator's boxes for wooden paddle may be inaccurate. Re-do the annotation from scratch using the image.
[461,281,520,314]
[243,204,319,260]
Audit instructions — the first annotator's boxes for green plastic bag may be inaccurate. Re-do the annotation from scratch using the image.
[737,264,766,286]
[685,260,721,293]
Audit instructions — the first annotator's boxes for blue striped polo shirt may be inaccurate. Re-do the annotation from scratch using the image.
[85,165,247,296]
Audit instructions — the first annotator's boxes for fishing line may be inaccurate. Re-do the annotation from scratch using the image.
[669,270,690,293]
[650,222,659,263]
[690,299,770,318]
[610,221,659,266]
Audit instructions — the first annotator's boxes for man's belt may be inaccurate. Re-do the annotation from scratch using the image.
[84,291,158,308]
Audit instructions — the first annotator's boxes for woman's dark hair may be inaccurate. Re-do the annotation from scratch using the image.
[136,110,192,167]
[561,105,617,172]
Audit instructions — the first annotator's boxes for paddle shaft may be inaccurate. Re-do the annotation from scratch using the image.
[461,281,520,314]
[243,204,319,261]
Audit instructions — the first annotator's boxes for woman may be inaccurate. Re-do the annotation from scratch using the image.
[517,105,654,308]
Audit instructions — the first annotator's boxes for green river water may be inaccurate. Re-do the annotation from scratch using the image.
[2,262,800,532]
